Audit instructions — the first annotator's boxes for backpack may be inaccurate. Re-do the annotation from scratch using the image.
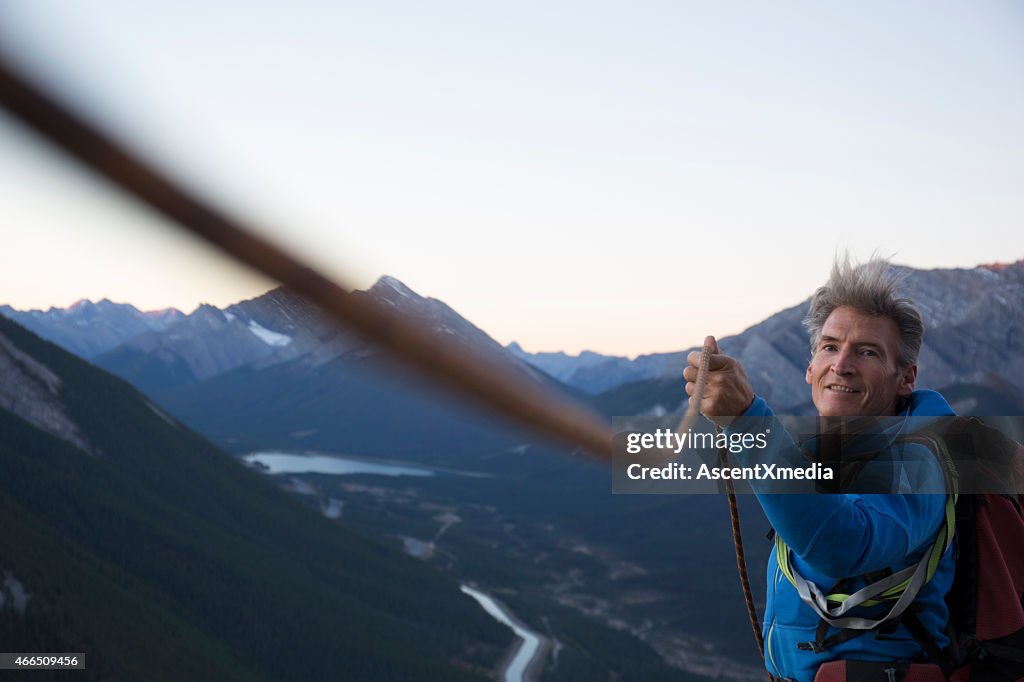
[775,416,1024,682]
[915,417,1024,682]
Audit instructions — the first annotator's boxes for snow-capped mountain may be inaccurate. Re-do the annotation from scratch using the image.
[0,299,183,359]
[89,276,542,395]
[24,276,559,460]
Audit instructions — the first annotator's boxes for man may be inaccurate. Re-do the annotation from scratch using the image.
[683,256,955,682]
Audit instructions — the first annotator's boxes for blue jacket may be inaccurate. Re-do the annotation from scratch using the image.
[734,390,956,682]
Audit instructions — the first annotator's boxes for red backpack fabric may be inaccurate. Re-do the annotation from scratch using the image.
[946,492,1024,682]
[919,418,1024,682]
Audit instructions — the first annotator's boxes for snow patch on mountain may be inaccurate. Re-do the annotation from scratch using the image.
[248,321,292,347]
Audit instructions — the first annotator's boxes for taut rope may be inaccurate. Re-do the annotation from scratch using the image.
[0,56,613,461]
[2,55,767,669]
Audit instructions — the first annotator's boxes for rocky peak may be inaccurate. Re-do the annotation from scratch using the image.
[371,275,418,299]
[190,304,227,326]
[979,260,1024,273]
[66,298,93,312]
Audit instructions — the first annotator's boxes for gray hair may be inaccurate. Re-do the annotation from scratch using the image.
[803,254,924,369]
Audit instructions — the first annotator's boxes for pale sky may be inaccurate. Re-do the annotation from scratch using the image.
[1,1,1021,356]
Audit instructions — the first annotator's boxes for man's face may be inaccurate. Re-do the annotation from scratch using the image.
[805,306,917,417]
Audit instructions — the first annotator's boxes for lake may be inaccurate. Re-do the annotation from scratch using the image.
[243,452,436,477]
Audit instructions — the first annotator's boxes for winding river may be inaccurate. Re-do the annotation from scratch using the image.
[244,451,544,677]
[460,585,545,682]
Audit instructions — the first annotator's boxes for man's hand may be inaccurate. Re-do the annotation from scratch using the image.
[682,335,756,423]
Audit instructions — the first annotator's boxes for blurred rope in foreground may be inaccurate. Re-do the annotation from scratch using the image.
[0,56,614,460]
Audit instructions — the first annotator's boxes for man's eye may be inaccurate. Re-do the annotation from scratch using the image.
[859,349,877,357]
[821,344,837,352]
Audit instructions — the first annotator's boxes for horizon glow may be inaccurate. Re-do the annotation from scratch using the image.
[1,1,1022,356]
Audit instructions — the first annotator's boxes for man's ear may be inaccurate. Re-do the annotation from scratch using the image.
[805,360,813,385]
[897,364,917,396]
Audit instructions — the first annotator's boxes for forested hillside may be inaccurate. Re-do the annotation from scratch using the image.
[0,315,510,681]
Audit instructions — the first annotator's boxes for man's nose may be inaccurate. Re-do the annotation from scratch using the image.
[831,348,856,375]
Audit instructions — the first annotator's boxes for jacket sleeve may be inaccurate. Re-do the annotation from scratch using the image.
[731,397,948,578]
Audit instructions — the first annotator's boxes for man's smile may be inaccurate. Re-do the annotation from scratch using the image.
[806,307,916,417]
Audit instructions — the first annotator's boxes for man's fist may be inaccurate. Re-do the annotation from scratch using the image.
[682,335,756,422]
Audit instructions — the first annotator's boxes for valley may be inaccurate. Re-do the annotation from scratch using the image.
[237,447,767,681]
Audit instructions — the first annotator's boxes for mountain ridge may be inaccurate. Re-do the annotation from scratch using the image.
[7,262,1020,426]
[1,298,184,359]
[512,261,1024,414]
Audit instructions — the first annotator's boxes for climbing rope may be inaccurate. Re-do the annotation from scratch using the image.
[720,447,766,664]
[681,346,766,666]
[1,57,766,667]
